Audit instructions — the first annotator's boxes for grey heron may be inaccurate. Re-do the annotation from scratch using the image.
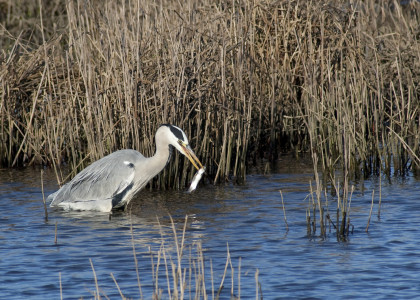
[48,124,203,212]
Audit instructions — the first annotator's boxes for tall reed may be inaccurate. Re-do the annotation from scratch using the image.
[1,0,419,187]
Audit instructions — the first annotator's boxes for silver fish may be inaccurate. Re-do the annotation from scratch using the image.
[187,167,206,193]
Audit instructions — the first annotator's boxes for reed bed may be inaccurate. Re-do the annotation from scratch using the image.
[1,0,419,187]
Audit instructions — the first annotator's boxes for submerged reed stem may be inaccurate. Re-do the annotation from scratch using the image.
[366,190,375,233]
[279,190,289,232]
[378,176,382,219]
[54,221,58,245]
[41,169,48,221]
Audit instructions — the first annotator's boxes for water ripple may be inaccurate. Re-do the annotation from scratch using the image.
[1,168,420,298]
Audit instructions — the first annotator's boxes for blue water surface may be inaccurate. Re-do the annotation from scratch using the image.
[1,162,420,299]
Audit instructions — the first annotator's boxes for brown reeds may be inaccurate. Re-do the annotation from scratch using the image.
[1,0,419,187]
[306,167,356,239]
[73,215,251,299]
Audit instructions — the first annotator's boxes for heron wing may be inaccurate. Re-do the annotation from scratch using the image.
[49,150,145,209]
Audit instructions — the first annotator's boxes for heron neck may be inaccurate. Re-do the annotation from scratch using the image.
[147,140,171,178]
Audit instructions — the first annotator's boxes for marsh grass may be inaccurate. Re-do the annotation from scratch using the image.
[306,179,356,241]
[1,0,420,187]
[81,215,251,299]
[306,142,356,240]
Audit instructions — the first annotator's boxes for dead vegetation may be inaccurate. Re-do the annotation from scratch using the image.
[1,0,419,187]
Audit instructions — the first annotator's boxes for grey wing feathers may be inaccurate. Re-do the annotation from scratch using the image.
[49,150,144,208]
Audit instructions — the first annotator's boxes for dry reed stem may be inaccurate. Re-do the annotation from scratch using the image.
[40,169,48,221]
[89,258,101,300]
[279,190,289,232]
[237,257,241,300]
[378,175,382,219]
[54,221,58,245]
[255,268,260,300]
[366,190,375,232]
[110,273,126,300]
[216,242,231,299]
[59,272,63,300]
[130,218,143,299]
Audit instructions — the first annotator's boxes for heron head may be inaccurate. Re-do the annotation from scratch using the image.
[159,124,203,170]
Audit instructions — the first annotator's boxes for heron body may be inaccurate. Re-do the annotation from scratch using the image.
[48,124,203,212]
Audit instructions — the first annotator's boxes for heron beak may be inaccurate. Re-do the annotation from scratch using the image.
[178,141,203,170]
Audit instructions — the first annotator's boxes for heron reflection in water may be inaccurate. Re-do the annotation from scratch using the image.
[48,124,204,212]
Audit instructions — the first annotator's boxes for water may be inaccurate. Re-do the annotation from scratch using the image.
[1,162,420,299]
